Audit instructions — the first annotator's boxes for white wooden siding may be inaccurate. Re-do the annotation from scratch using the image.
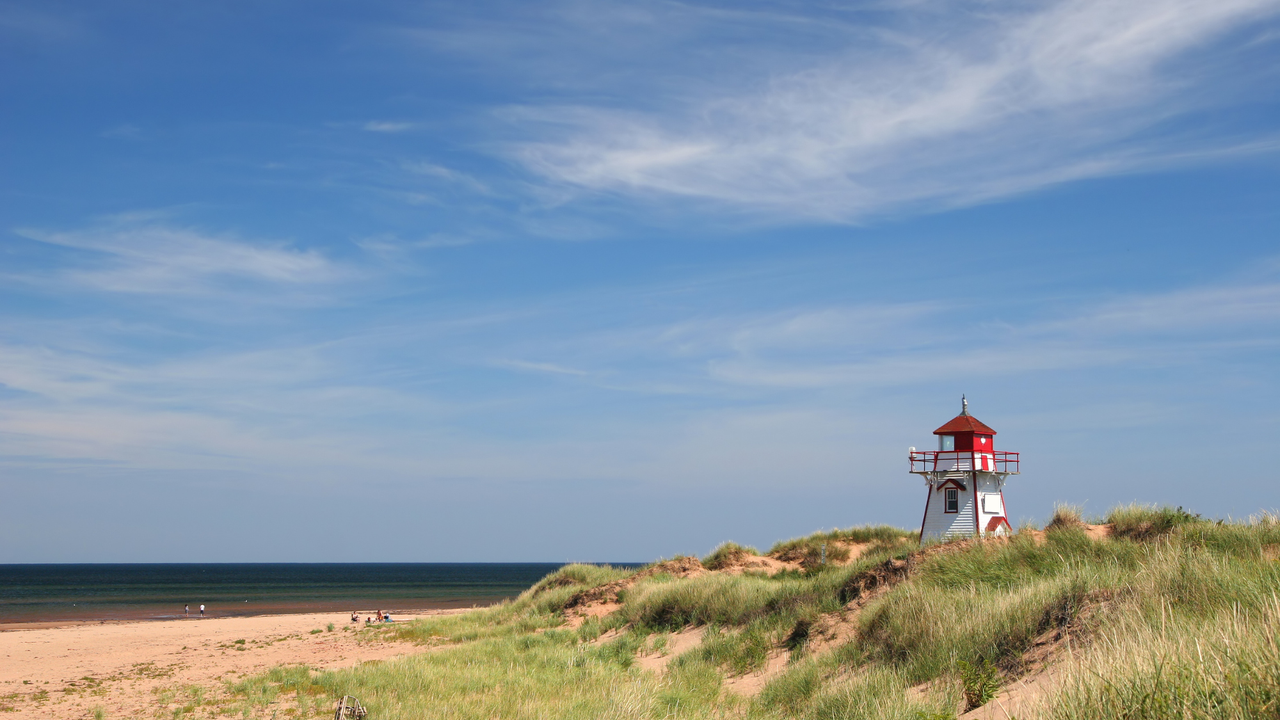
[922,482,976,540]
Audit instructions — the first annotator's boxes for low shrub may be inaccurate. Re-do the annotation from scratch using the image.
[957,657,999,710]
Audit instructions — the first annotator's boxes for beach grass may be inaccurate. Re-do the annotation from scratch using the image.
[228,505,1280,719]
[767,525,916,569]
[702,542,759,570]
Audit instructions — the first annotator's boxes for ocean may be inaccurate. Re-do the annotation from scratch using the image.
[0,563,623,624]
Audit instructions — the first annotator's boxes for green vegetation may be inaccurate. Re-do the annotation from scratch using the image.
[1044,503,1084,532]
[957,658,999,709]
[1106,503,1204,540]
[228,509,1280,719]
[702,542,759,570]
[769,526,916,568]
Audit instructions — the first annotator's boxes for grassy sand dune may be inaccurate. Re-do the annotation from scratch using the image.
[226,505,1279,720]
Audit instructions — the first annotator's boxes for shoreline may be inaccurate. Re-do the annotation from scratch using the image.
[0,561,579,637]
[0,601,489,632]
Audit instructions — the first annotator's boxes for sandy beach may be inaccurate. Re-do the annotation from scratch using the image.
[0,610,459,719]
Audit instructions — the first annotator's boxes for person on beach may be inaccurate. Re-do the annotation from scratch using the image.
[200,604,205,617]
[376,610,382,622]
[185,605,189,618]
[351,611,359,623]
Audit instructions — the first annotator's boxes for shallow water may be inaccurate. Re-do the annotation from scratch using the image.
[0,563,624,623]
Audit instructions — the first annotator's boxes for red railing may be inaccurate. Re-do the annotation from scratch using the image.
[909,451,1019,474]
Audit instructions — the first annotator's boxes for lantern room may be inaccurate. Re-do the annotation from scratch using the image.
[934,408,995,453]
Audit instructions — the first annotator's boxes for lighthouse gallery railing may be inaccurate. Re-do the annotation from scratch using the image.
[909,451,1019,474]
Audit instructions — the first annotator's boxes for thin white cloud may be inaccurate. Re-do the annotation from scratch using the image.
[1058,283,1280,334]
[363,120,413,133]
[691,278,1280,389]
[16,219,346,294]
[468,268,1280,394]
[355,233,478,262]
[0,4,84,43]
[1,268,1277,491]
[402,160,493,195]
[496,359,589,376]
[511,0,1280,220]
[101,123,141,139]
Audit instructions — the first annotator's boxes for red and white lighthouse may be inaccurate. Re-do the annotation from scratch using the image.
[909,397,1020,543]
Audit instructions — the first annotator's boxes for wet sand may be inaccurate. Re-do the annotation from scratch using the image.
[0,596,490,628]
[0,608,461,719]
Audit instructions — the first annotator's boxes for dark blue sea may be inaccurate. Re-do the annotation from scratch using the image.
[0,563,631,624]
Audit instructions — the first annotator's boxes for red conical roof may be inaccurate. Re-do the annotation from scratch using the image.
[933,414,996,435]
[933,397,996,435]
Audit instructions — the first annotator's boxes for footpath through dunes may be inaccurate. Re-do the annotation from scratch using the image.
[25,506,1280,720]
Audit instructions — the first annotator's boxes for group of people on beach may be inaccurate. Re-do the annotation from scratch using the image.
[174,603,398,622]
[351,610,393,624]
[177,603,396,623]
[176,604,392,622]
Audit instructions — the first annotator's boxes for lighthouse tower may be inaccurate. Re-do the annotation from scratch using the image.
[909,397,1020,543]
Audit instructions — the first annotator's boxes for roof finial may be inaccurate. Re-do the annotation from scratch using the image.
[961,394,969,416]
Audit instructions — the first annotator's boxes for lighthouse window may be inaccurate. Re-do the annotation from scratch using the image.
[945,488,959,513]
[939,435,955,451]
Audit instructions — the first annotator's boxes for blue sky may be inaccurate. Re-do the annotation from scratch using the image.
[3,0,1280,562]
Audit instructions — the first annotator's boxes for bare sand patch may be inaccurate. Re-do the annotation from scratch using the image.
[635,627,705,674]
[1084,523,1113,541]
[723,648,790,696]
[717,554,797,575]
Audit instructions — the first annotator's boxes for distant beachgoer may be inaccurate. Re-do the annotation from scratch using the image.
[365,616,371,624]
[185,605,189,618]
[351,611,359,623]
[376,610,382,622]
[384,612,392,622]
[199,604,205,617]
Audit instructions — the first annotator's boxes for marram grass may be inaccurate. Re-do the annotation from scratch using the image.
[227,506,1280,720]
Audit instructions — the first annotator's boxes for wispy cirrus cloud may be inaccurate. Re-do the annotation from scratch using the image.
[15,217,348,295]
[1,259,1277,500]
[0,3,84,44]
[694,277,1280,389]
[471,268,1280,393]
[401,160,493,195]
[495,359,589,376]
[363,120,413,133]
[100,123,142,139]
[508,0,1280,221]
